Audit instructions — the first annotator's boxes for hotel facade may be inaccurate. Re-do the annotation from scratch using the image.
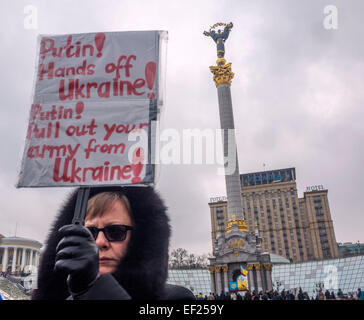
[209,168,339,263]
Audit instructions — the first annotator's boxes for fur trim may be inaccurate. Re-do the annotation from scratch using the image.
[32,186,170,300]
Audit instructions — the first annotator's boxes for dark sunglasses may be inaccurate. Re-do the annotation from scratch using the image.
[86,225,133,242]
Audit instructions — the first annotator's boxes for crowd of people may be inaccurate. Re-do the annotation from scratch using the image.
[195,287,364,300]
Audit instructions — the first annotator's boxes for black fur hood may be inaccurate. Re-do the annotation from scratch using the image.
[32,185,171,300]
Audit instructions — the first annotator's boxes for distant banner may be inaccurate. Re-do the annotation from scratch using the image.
[238,280,247,291]
[229,282,238,291]
[17,31,166,187]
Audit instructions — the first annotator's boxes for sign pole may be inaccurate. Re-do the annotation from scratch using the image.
[72,187,90,225]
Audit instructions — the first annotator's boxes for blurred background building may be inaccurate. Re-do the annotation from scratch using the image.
[0,234,42,299]
[209,167,339,263]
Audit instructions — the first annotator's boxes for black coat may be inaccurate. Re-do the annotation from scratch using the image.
[32,186,195,300]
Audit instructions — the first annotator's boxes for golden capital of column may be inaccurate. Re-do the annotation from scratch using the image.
[247,264,254,271]
[209,59,234,87]
[263,264,272,271]
[209,267,215,274]
[215,266,222,273]
[226,215,248,233]
[222,266,228,272]
[253,264,261,270]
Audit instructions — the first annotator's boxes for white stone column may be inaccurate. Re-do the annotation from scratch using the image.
[222,266,229,293]
[2,247,9,272]
[215,267,222,295]
[217,84,244,221]
[30,250,34,266]
[21,248,26,272]
[11,247,18,273]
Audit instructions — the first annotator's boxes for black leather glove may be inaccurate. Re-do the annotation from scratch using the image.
[54,224,99,296]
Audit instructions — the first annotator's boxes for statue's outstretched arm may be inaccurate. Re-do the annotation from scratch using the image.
[210,30,218,42]
[221,28,228,40]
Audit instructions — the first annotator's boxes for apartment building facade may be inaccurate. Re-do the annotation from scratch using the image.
[209,168,339,263]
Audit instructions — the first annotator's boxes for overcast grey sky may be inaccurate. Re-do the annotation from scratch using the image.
[0,0,363,255]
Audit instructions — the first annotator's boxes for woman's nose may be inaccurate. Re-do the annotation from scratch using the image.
[95,230,110,249]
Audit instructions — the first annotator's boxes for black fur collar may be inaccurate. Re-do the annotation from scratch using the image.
[32,186,170,300]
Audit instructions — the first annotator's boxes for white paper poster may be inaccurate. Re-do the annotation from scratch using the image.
[17,31,166,187]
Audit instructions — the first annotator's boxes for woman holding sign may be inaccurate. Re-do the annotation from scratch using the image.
[32,186,195,300]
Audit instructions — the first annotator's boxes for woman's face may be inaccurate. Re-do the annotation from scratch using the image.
[85,199,133,275]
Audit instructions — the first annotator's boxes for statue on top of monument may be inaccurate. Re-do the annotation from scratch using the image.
[203,22,233,59]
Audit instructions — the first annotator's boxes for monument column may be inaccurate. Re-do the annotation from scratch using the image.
[204,22,247,227]
[2,247,8,272]
[215,267,222,294]
[209,268,216,294]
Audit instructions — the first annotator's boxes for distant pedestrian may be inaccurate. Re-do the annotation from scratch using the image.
[357,288,362,300]
[207,292,214,300]
[337,289,344,299]
[360,290,364,301]
[317,290,325,300]
[261,292,268,300]
[325,290,331,300]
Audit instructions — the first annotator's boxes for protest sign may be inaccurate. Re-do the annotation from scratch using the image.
[17,31,166,187]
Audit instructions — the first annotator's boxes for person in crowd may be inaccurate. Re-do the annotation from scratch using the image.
[330,291,336,300]
[244,290,251,300]
[32,186,196,300]
[357,288,362,300]
[272,290,282,300]
[280,289,286,300]
[287,290,296,300]
[303,292,310,300]
[360,289,364,301]
[207,292,214,300]
[196,292,204,300]
[337,288,344,299]
[317,290,325,300]
[236,292,243,300]
[324,289,331,300]
[297,287,304,300]
[260,291,268,300]
[267,290,273,300]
